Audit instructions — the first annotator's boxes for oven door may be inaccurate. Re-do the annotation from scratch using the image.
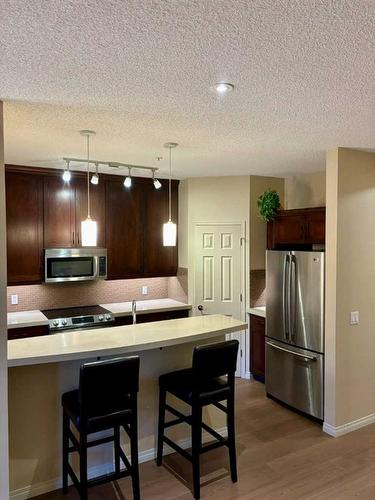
[45,249,98,283]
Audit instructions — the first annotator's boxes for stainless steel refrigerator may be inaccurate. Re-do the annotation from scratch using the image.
[265,250,324,420]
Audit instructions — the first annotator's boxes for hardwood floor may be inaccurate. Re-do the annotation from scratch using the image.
[34,379,375,499]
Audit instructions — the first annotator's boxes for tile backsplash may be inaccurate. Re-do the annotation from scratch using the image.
[250,269,266,307]
[168,267,188,304]
[7,277,169,312]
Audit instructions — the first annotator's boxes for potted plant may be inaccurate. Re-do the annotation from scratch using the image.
[257,189,281,222]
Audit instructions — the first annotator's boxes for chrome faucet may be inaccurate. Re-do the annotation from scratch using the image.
[132,299,137,324]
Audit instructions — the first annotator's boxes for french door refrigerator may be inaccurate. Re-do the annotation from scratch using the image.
[266,250,324,419]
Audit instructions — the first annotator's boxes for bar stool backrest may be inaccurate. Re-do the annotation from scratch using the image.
[192,339,239,388]
[79,356,140,420]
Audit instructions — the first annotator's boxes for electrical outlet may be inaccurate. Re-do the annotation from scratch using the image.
[11,294,18,305]
[141,286,148,295]
[350,311,359,325]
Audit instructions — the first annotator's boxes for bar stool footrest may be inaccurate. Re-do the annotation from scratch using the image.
[163,436,192,462]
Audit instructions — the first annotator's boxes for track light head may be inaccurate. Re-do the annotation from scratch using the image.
[153,178,162,189]
[62,161,71,182]
[91,173,99,185]
[124,168,132,188]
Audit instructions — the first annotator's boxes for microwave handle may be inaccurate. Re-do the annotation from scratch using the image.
[94,256,99,278]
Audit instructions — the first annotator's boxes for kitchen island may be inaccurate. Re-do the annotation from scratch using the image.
[8,314,246,498]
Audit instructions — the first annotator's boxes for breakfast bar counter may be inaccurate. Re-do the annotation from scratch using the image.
[8,314,247,497]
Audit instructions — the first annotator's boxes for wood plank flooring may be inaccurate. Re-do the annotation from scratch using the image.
[34,379,375,499]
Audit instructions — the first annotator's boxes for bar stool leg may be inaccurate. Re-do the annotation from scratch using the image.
[227,394,237,483]
[62,411,69,494]
[192,403,202,500]
[156,386,166,466]
[130,412,140,500]
[79,433,88,500]
[114,425,121,475]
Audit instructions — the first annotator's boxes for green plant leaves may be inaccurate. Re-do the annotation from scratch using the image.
[257,189,281,222]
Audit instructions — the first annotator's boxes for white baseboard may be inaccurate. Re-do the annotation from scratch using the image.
[323,412,375,437]
[10,427,227,500]
[244,371,252,380]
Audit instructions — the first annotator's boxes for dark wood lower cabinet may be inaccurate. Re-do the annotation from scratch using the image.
[250,314,265,382]
[8,325,49,340]
[8,309,190,339]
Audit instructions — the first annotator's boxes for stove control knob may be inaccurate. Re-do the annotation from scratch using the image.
[52,320,59,327]
[105,314,112,321]
[61,319,67,326]
[98,315,104,321]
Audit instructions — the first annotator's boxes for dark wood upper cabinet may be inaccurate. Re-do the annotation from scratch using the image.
[105,178,144,279]
[143,180,178,276]
[267,207,325,249]
[43,175,75,248]
[6,170,44,284]
[5,165,179,284]
[74,176,106,247]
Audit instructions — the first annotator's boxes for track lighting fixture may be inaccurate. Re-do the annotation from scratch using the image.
[62,161,71,182]
[153,170,162,190]
[91,163,99,185]
[124,168,132,188]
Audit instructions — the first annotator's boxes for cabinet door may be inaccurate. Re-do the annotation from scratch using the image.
[305,210,325,244]
[272,214,305,246]
[43,175,75,248]
[74,176,106,247]
[105,179,144,278]
[6,171,43,284]
[143,181,178,276]
[250,315,265,381]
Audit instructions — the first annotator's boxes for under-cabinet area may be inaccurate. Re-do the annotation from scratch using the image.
[5,166,178,285]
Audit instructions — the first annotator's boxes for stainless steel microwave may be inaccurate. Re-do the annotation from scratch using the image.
[44,248,107,283]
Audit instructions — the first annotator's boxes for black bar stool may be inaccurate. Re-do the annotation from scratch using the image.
[61,356,140,500]
[157,339,239,499]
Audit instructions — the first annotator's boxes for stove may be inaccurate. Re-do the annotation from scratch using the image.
[42,305,115,332]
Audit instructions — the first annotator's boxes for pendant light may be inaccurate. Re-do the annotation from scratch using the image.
[80,130,97,247]
[163,142,178,246]
[62,160,71,182]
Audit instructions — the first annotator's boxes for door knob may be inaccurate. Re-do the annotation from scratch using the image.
[197,305,204,315]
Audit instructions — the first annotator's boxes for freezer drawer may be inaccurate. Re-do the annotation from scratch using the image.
[265,338,324,419]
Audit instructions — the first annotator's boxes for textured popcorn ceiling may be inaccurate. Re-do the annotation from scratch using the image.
[1,0,375,178]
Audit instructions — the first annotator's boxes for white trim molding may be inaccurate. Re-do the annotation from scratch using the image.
[10,427,227,500]
[323,413,375,437]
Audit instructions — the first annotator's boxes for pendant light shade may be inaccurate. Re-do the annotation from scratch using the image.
[80,130,97,247]
[163,142,178,247]
[163,220,177,246]
[81,216,97,246]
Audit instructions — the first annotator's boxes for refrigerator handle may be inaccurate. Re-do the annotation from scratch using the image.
[282,254,290,340]
[290,254,297,342]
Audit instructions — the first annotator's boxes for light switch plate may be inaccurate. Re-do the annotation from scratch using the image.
[11,294,18,305]
[141,286,148,295]
[350,311,359,325]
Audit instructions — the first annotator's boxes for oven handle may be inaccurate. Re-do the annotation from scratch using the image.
[93,256,99,278]
[266,341,317,362]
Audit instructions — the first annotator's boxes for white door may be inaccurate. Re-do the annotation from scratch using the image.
[194,223,245,376]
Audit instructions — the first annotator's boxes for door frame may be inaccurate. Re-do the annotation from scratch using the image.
[192,221,247,378]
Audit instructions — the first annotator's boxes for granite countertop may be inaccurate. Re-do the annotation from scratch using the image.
[247,306,266,318]
[8,314,247,367]
[7,299,192,329]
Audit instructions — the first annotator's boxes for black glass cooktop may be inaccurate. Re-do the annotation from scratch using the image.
[42,305,110,320]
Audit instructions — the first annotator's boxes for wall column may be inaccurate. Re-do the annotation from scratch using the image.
[0,101,9,496]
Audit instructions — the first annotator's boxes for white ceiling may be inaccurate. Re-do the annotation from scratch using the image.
[1,0,375,179]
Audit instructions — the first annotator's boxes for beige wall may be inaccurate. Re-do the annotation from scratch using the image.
[325,148,375,428]
[0,101,9,498]
[249,175,284,270]
[178,176,250,310]
[285,171,326,209]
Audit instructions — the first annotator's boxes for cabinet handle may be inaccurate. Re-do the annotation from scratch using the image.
[72,231,75,245]
[78,232,80,246]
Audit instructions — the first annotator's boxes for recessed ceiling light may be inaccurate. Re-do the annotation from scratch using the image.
[213,82,234,95]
